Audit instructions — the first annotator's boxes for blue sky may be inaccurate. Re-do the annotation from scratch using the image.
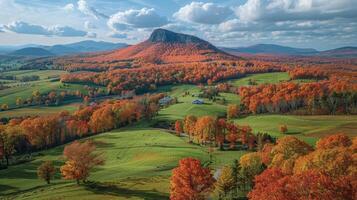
[0,0,356,50]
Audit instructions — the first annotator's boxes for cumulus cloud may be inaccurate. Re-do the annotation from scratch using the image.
[107,8,168,31]
[4,21,88,37]
[174,2,233,24]
[235,0,357,22]
[63,3,74,12]
[78,0,108,19]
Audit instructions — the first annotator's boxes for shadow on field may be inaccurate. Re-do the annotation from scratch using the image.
[0,184,18,193]
[85,182,168,200]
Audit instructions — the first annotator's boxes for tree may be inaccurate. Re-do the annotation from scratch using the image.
[215,165,235,199]
[60,140,104,184]
[316,133,352,149]
[170,158,215,200]
[270,136,313,174]
[37,161,56,184]
[239,152,265,192]
[183,115,197,142]
[227,104,239,119]
[174,120,183,136]
[0,126,21,166]
[16,97,23,107]
[195,116,217,144]
[279,124,288,134]
[248,169,354,200]
[1,104,8,111]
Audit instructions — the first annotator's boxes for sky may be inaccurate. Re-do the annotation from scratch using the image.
[0,0,356,50]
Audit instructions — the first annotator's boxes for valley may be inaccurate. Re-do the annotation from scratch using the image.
[0,28,356,200]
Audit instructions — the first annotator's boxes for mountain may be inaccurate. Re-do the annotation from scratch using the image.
[9,47,54,57]
[1,41,128,56]
[318,47,357,58]
[87,29,237,63]
[43,40,128,55]
[221,44,319,56]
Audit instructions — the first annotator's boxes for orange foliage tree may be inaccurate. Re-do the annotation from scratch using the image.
[60,140,104,184]
[170,158,215,200]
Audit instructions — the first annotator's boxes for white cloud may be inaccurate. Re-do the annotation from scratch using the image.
[86,32,97,38]
[84,21,96,29]
[174,2,233,24]
[4,21,87,37]
[63,3,74,12]
[108,8,168,31]
[78,0,108,19]
[4,21,50,35]
[235,0,357,22]
[49,25,87,37]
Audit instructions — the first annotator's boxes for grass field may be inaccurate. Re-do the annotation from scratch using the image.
[229,72,290,87]
[0,103,80,118]
[0,126,246,199]
[234,114,357,145]
[0,70,104,108]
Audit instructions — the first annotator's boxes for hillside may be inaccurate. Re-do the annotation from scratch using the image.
[221,44,318,56]
[9,47,55,57]
[43,40,128,55]
[319,46,357,57]
[86,29,237,63]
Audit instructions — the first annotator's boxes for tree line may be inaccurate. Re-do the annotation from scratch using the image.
[0,93,165,166]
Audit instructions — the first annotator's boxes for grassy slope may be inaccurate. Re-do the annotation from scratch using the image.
[234,115,357,146]
[0,70,104,108]
[0,126,245,199]
[229,72,290,87]
[0,103,80,118]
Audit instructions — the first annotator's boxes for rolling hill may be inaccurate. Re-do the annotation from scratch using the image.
[221,44,318,56]
[9,47,55,57]
[86,29,238,63]
[318,46,357,57]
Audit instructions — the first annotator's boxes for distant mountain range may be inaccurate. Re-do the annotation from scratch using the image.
[1,39,356,58]
[221,44,357,57]
[2,40,128,57]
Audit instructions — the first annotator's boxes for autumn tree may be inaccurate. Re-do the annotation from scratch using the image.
[170,158,215,200]
[183,115,197,142]
[37,161,56,184]
[239,152,265,192]
[60,140,104,184]
[89,105,115,133]
[270,136,313,174]
[195,116,217,144]
[0,126,21,166]
[214,165,235,199]
[279,124,288,134]
[316,133,352,149]
[248,169,354,200]
[174,120,183,136]
[227,104,239,119]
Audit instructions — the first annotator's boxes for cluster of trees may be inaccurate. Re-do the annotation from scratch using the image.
[288,67,328,80]
[177,116,274,150]
[170,134,356,200]
[0,93,164,166]
[61,62,282,95]
[239,80,357,114]
[37,140,104,185]
[0,74,39,82]
[248,134,356,199]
